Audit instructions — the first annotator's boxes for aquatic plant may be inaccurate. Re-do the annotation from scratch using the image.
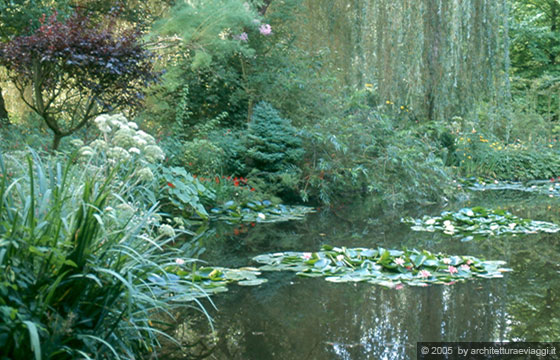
[402,207,560,239]
[210,200,314,223]
[253,245,509,288]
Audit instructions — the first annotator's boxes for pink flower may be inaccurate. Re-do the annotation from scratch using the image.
[394,257,405,266]
[302,252,312,260]
[237,32,248,42]
[395,284,404,290]
[259,24,272,35]
[442,258,451,264]
[447,265,458,274]
[175,258,185,265]
[460,264,470,271]
[466,259,473,265]
[419,270,431,278]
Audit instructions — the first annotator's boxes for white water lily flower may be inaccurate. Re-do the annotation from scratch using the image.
[257,213,266,220]
[425,218,436,225]
[336,254,345,262]
[490,224,499,231]
[443,220,452,227]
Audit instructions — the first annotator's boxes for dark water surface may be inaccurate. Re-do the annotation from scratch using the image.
[169,192,560,359]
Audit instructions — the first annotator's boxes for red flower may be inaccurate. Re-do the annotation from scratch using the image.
[167,182,175,188]
[250,187,255,192]
[251,222,256,227]
[233,228,240,236]
[215,176,220,184]
[234,180,239,187]
[551,178,555,182]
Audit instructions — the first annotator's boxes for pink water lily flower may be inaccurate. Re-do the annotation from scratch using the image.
[419,270,432,278]
[302,252,312,260]
[447,265,458,274]
[394,257,405,266]
[460,264,470,271]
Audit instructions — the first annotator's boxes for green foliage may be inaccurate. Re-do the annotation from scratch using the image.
[246,102,304,173]
[455,132,560,181]
[0,150,205,359]
[402,207,560,239]
[160,166,215,219]
[510,0,560,78]
[183,139,227,175]
[253,245,510,288]
[299,102,453,206]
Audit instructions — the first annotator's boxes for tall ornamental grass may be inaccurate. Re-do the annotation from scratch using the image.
[0,148,208,359]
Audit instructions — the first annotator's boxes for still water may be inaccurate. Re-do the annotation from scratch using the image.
[168,191,560,359]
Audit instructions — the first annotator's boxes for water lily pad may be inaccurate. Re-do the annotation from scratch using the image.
[237,279,269,286]
[210,202,315,224]
[252,245,511,288]
[171,265,267,298]
[401,207,560,237]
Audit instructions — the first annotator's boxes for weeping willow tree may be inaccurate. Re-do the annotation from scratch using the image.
[295,0,510,122]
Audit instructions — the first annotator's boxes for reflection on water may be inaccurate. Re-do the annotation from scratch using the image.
[168,192,560,359]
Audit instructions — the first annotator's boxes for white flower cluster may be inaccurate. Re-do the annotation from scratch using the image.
[79,114,165,179]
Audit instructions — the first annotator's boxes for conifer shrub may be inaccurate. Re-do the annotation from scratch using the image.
[246,102,304,173]
[243,102,304,197]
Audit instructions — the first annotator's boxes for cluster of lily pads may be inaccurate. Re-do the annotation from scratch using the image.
[461,178,560,197]
[210,200,314,223]
[150,265,267,300]
[401,207,560,239]
[253,245,510,288]
[165,245,510,293]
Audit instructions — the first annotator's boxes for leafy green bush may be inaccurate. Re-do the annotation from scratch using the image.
[246,102,304,173]
[0,150,204,359]
[455,132,560,181]
[299,106,453,206]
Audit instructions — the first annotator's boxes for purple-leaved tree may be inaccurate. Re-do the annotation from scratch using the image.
[0,11,157,149]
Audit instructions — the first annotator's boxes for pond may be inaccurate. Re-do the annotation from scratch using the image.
[164,191,560,359]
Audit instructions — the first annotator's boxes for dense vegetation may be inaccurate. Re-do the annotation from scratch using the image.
[0,0,559,358]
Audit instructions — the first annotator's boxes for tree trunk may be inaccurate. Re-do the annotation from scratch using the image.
[53,133,63,150]
[0,86,9,127]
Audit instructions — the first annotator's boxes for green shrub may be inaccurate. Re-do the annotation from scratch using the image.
[0,117,211,359]
[299,106,453,206]
[0,150,206,359]
[455,132,560,180]
[246,102,304,173]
